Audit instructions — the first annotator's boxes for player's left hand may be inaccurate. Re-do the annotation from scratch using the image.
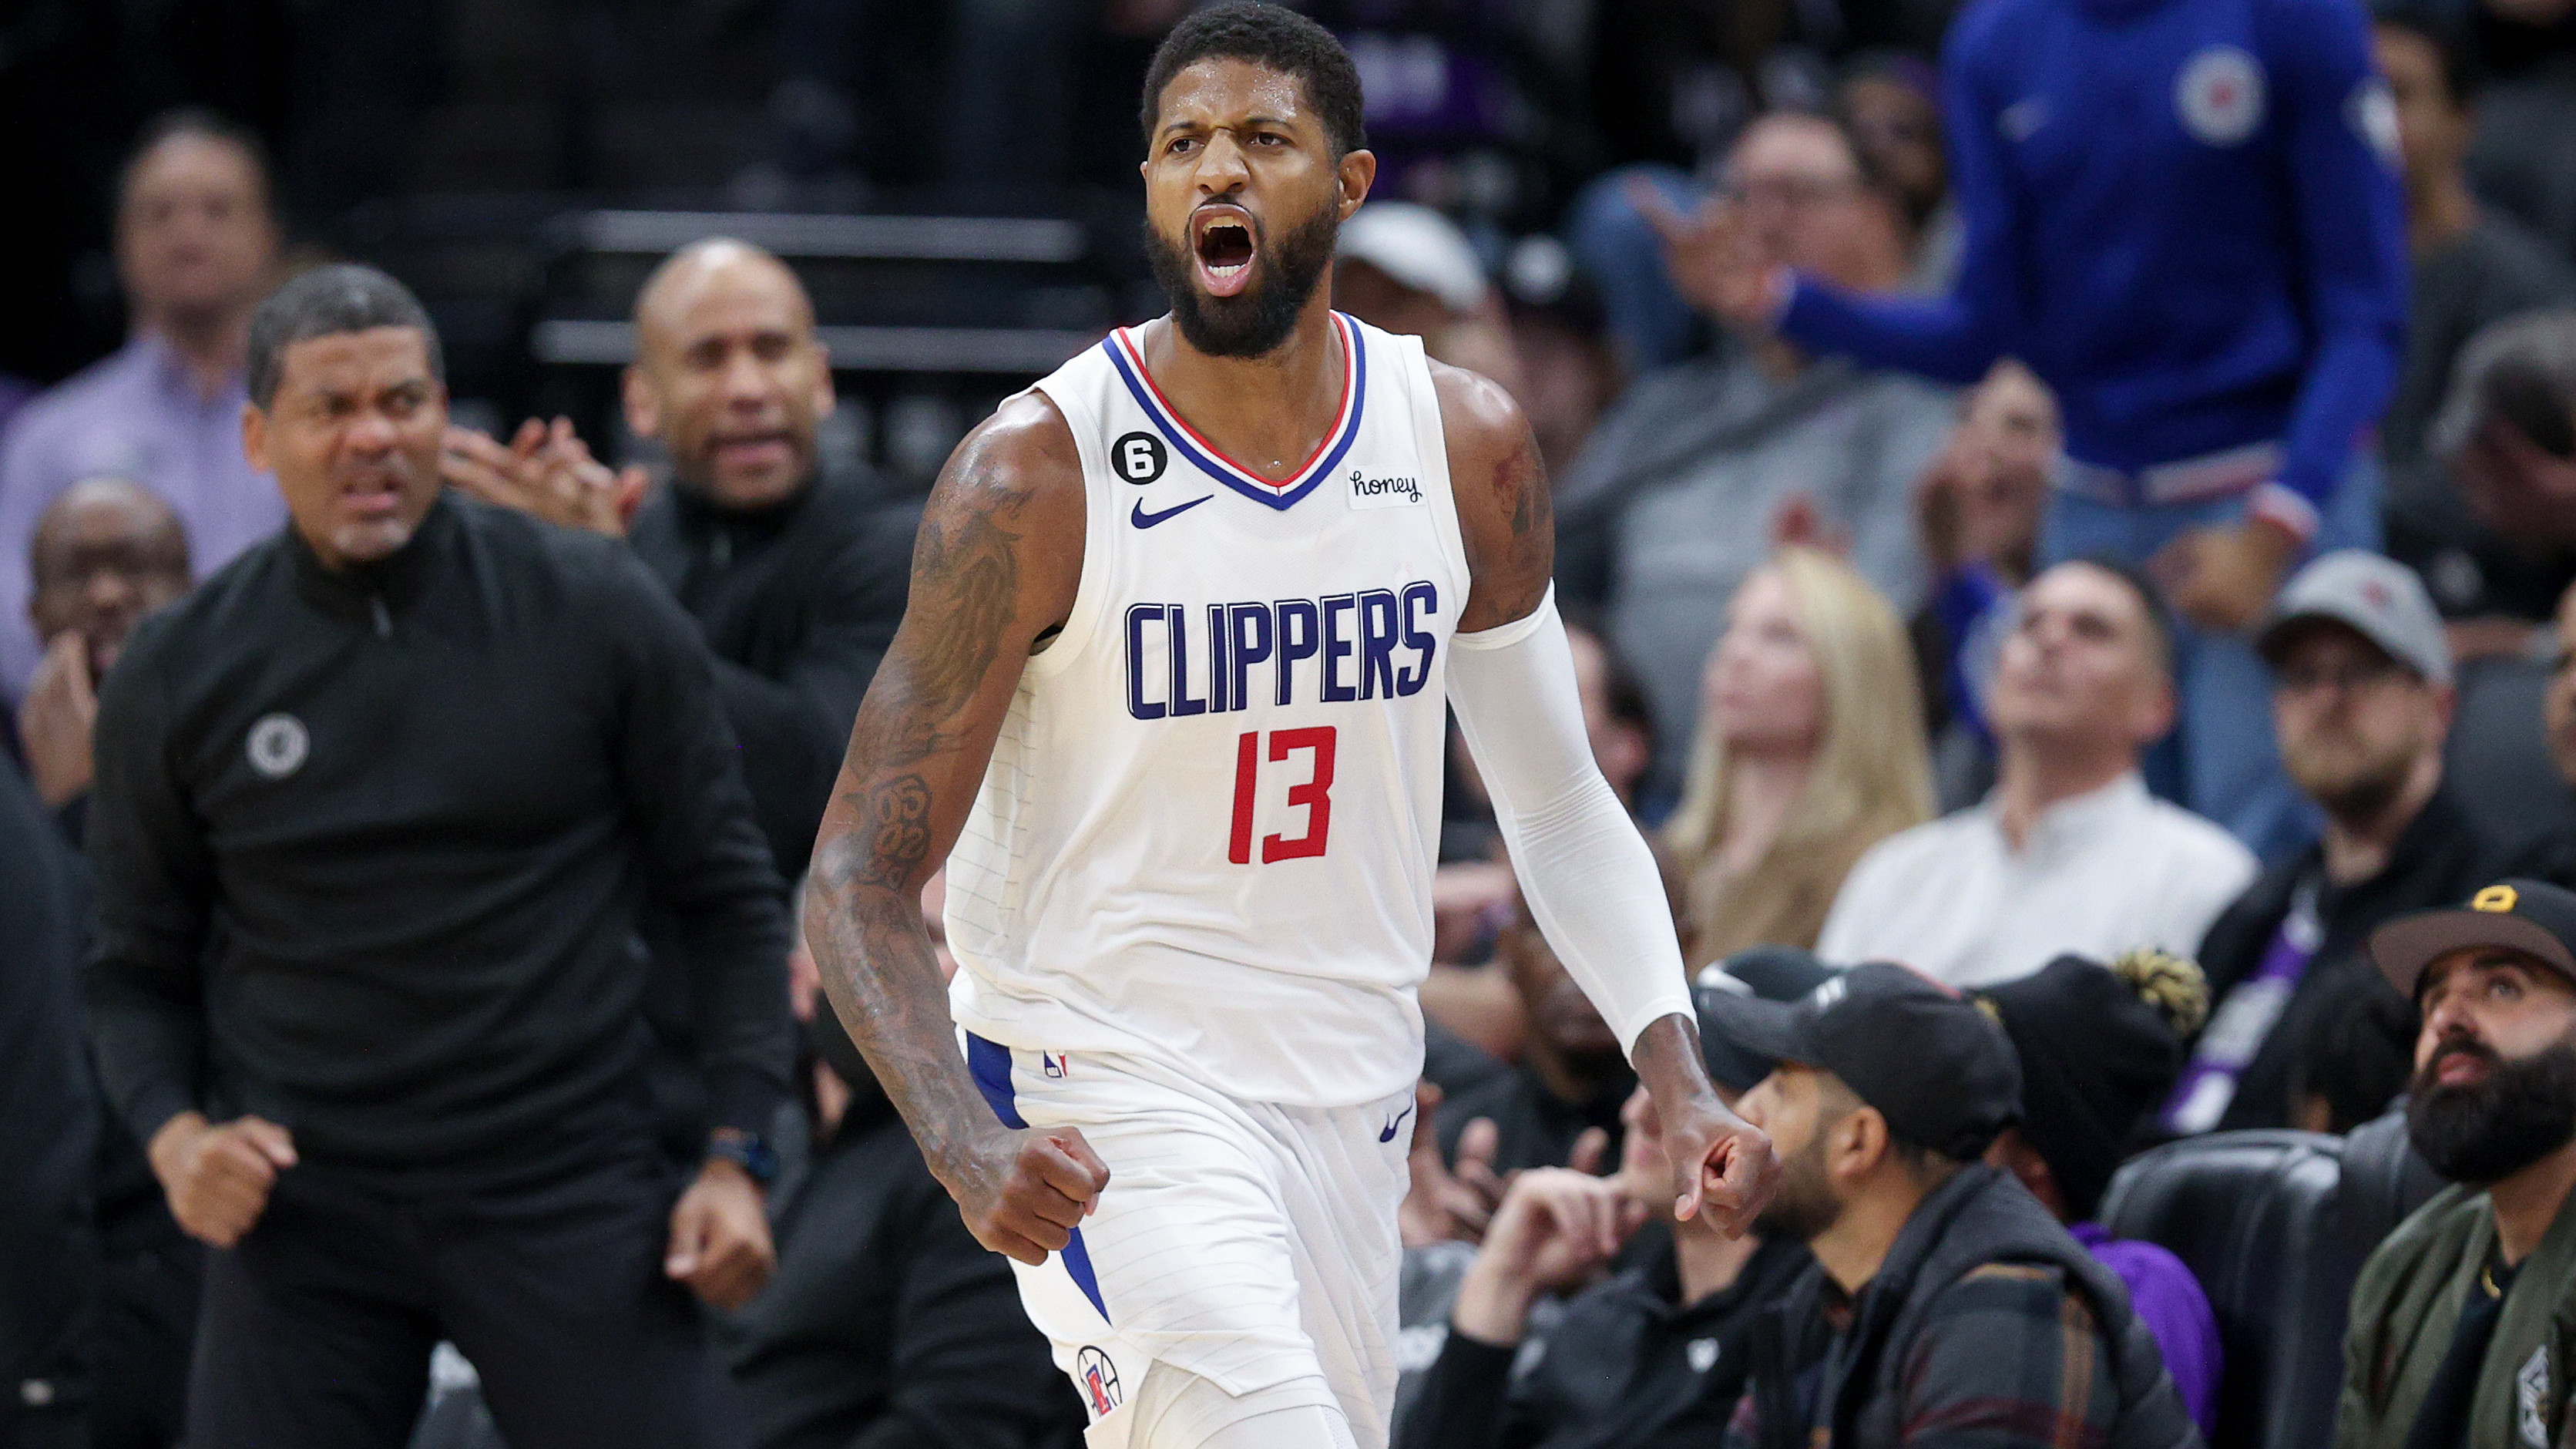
[2150,518,2298,633]
[1658,1091,1778,1239]
[667,1156,775,1311]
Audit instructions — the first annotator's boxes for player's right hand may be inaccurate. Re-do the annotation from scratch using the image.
[148,1111,297,1249]
[957,1125,1112,1265]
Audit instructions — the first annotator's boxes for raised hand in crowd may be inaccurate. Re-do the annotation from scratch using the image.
[1768,492,1854,560]
[2148,517,2300,633]
[664,1151,778,1311]
[1629,180,1785,331]
[1404,1101,1505,1246]
[1402,1091,1610,1249]
[17,630,97,809]
[1447,1167,1649,1346]
[146,1111,297,1249]
[441,416,650,537]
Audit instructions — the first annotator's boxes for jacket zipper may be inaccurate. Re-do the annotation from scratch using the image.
[370,595,391,637]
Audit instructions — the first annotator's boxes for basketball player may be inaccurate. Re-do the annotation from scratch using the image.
[804,8,1778,1447]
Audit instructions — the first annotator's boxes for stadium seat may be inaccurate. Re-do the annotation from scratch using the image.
[2098,1131,2353,1449]
[2334,1104,2446,1272]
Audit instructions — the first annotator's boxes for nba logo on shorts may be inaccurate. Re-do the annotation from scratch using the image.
[1077,1346,1122,1416]
[1043,1052,1070,1079]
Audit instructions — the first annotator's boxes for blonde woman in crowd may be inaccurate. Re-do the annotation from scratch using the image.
[1664,547,1933,967]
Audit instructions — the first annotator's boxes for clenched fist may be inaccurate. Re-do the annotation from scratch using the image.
[149,1112,297,1249]
[945,1125,1112,1266]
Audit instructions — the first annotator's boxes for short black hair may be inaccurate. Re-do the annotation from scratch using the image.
[2064,553,2178,681]
[118,108,276,219]
[1140,2,1368,159]
[247,264,443,408]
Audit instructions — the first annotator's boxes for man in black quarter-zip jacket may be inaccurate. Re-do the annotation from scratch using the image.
[83,264,794,1449]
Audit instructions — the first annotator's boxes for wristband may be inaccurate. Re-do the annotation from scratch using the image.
[707,1128,778,1185]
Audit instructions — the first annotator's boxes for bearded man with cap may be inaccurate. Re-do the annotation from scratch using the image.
[1710,963,2199,1449]
[2337,878,2576,1449]
[1978,952,2224,1439]
[2174,550,2503,1138]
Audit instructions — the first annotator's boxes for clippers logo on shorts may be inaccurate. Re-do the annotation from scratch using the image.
[2175,46,2265,146]
[246,714,309,780]
[1348,469,1423,509]
[1123,583,1441,721]
[1076,1346,1121,1417]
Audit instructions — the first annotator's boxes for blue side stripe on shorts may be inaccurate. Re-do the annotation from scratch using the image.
[962,1032,1110,1325]
[966,1033,1029,1128]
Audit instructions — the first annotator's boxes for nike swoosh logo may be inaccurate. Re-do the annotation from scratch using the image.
[1131,495,1213,529]
[1379,1105,1413,1143]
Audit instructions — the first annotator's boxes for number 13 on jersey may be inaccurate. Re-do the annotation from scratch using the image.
[1228,727,1336,864]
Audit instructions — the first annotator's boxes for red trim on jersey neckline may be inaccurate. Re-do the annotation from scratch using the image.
[1100,313,1366,512]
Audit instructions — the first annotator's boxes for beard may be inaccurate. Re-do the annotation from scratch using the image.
[2282,728,2416,823]
[2406,1032,2576,1185]
[1144,200,1340,360]
[1753,1132,1843,1242]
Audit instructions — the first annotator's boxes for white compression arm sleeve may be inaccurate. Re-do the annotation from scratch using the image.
[1446,587,1694,1058]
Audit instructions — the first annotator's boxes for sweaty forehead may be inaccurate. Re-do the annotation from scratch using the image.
[1156,57,1316,133]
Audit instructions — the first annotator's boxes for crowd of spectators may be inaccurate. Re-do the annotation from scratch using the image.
[10,0,2576,1444]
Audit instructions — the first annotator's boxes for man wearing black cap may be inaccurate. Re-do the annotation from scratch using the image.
[1397,948,1828,1449]
[1978,953,2222,1439]
[2175,550,2500,1138]
[2338,879,2576,1449]
[1709,963,2198,1449]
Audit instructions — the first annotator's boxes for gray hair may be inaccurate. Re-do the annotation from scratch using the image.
[2430,308,2576,463]
[246,264,443,408]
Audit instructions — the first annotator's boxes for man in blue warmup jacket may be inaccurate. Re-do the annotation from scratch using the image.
[1656,0,2410,859]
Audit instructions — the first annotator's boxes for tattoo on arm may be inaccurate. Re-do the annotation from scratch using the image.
[1442,367,1557,632]
[1488,429,1554,617]
[851,775,933,890]
[803,440,1066,1188]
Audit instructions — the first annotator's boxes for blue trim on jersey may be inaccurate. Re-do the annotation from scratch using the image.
[1099,314,1368,512]
[963,1031,1111,1324]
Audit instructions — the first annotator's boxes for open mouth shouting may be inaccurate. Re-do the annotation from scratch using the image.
[1191,207,1258,298]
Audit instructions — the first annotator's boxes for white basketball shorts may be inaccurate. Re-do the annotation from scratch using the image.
[963,1033,1413,1449]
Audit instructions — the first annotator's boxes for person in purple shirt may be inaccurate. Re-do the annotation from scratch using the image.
[0,109,282,701]
[1977,950,2227,1437]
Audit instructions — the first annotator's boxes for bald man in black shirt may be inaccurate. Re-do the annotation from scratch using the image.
[442,238,912,879]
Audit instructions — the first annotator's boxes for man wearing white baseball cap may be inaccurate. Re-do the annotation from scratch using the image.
[1332,201,1524,396]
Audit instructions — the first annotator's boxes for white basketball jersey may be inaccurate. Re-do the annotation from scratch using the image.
[946,314,1471,1108]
